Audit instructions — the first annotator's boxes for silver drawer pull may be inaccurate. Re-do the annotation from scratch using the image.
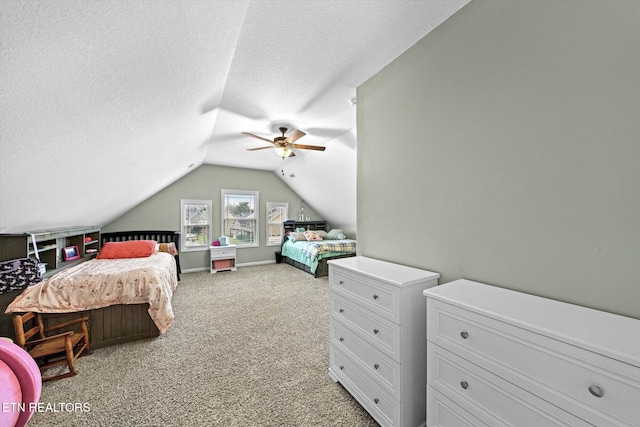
[460,331,469,339]
[460,381,469,390]
[373,328,379,334]
[374,398,379,405]
[589,385,604,398]
[374,364,379,370]
[373,294,379,299]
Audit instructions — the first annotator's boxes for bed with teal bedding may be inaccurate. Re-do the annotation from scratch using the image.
[281,239,357,277]
[280,220,356,277]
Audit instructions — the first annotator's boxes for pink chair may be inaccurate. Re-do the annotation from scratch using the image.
[0,339,42,427]
[0,358,21,427]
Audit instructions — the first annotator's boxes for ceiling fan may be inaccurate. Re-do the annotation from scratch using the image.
[242,127,326,158]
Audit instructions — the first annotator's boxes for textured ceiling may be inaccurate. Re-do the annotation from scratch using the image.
[0,0,470,232]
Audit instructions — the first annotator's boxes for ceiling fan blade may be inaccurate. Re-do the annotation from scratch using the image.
[292,144,326,151]
[247,146,275,151]
[242,132,275,144]
[285,130,306,143]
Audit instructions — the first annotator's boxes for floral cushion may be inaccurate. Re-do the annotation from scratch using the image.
[303,230,323,241]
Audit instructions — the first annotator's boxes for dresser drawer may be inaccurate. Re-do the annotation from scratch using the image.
[331,347,399,427]
[427,386,489,427]
[331,321,400,399]
[331,295,400,361]
[331,269,399,323]
[428,343,591,427]
[211,246,236,259]
[428,300,640,426]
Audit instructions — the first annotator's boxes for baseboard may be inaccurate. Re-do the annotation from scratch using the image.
[181,267,209,273]
[237,260,276,268]
[182,260,276,274]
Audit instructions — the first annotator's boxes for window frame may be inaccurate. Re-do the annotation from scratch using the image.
[266,202,289,247]
[221,189,259,248]
[180,199,213,252]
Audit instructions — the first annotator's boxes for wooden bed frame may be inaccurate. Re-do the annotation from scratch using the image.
[101,230,181,281]
[280,220,355,278]
[1,230,181,349]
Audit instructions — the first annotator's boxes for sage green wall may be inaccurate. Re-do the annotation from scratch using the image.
[357,1,640,319]
[103,165,319,271]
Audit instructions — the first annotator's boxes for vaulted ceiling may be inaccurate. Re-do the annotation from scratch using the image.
[0,0,469,233]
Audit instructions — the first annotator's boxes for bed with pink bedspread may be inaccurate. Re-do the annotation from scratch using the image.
[3,230,181,349]
[5,252,177,334]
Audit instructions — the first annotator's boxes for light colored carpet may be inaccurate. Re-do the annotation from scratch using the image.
[26,264,379,426]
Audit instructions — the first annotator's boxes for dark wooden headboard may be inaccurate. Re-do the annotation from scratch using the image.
[101,230,181,280]
[281,221,328,244]
[101,230,181,252]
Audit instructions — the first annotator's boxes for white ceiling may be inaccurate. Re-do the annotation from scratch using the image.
[0,0,470,233]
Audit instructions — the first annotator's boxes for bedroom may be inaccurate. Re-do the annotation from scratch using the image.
[2,0,640,426]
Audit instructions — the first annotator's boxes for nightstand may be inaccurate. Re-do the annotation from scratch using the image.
[209,245,237,273]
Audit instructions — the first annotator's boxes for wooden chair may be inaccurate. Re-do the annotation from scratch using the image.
[13,312,91,381]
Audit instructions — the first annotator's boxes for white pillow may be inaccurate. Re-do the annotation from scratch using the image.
[326,229,346,240]
[288,232,307,242]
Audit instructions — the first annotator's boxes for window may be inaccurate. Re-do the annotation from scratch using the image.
[221,190,259,247]
[266,202,288,246]
[181,199,212,252]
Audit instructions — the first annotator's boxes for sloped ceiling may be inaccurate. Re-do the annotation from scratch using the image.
[0,0,469,233]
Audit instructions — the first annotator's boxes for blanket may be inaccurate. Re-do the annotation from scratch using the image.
[299,240,357,260]
[5,253,178,333]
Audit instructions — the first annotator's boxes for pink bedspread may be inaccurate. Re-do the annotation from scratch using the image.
[5,253,178,333]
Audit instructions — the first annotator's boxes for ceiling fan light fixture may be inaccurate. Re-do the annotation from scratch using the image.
[274,146,293,158]
[243,127,323,158]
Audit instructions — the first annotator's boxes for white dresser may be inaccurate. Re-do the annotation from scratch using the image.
[328,256,440,427]
[423,279,640,427]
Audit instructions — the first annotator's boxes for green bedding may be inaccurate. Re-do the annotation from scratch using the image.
[281,239,356,273]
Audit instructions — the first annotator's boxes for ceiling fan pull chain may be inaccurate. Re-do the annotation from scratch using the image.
[281,157,285,176]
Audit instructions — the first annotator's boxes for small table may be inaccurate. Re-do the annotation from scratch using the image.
[209,244,237,273]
